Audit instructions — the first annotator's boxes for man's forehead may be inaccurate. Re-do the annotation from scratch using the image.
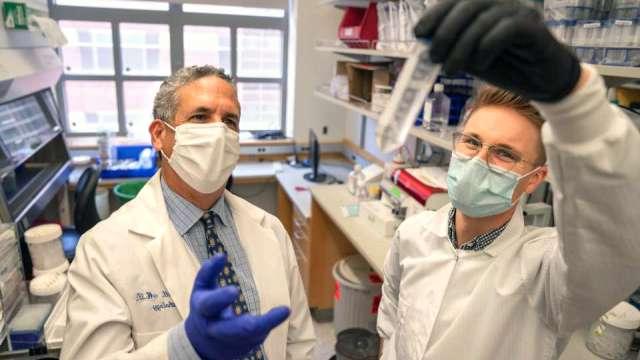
[464,106,540,152]
[177,76,240,113]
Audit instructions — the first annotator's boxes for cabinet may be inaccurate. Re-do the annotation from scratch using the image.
[291,206,310,293]
[277,183,312,294]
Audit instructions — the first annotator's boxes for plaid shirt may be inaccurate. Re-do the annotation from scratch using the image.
[448,207,508,251]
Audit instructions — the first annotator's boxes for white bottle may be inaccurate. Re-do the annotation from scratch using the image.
[423,83,450,132]
[356,178,369,202]
[347,164,364,195]
[97,130,112,165]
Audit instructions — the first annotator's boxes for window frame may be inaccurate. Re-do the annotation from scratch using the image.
[49,2,289,137]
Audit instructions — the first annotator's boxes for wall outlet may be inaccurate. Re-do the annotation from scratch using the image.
[322,126,328,135]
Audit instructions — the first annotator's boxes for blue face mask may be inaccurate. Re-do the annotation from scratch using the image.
[447,153,540,218]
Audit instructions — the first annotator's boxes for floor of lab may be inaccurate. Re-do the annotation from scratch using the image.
[312,320,336,360]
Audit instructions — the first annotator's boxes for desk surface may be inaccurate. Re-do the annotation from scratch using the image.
[276,163,351,219]
[310,185,391,275]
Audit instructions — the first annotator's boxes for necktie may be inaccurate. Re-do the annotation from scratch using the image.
[201,211,265,360]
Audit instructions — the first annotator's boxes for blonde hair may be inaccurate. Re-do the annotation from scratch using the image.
[465,86,546,165]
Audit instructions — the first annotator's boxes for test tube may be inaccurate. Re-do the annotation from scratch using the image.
[376,41,441,153]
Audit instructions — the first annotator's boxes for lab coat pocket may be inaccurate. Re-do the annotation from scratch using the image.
[395,297,431,360]
[133,330,165,348]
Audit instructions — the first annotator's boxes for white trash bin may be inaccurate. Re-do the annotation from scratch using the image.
[95,187,110,220]
[332,255,382,334]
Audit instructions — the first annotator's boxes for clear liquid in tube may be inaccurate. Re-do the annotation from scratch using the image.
[376,42,441,153]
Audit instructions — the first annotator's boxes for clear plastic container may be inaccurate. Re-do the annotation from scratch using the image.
[575,46,596,63]
[574,21,603,46]
[371,84,393,111]
[603,47,629,65]
[612,0,640,19]
[594,47,606,63]
[603,20,637,47]
[549,20,577,44]
[376,41,441,153]
[627,48,640,65]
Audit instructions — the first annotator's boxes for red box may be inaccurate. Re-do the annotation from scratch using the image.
[338,2,378,48]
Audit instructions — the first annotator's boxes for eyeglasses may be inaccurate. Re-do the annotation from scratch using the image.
[452,131,536,172]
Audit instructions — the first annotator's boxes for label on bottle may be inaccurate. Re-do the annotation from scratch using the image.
[615,20,633,27]
[583,22,601,29]
[423,100,433,125]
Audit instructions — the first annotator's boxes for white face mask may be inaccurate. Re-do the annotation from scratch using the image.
[161,121,240,194]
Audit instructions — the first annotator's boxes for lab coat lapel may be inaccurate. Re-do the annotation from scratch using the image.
[128,173,200,319]
[145,223,199,319]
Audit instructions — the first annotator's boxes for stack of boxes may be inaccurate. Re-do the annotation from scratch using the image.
[546,0,640,66]
[0,223,27,346]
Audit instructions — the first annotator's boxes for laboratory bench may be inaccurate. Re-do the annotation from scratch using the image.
[274,162,352,299]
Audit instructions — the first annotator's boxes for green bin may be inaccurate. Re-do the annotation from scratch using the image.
[113,181,146,205]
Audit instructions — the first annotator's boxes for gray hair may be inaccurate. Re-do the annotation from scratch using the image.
[152,65,235,123]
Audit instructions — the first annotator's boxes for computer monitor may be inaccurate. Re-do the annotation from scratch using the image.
[303,129,327,183]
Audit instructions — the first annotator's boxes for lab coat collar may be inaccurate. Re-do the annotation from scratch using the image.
[129,173,266,238]
[128,172,166,239]
[429,202,525,257]
[482,205,525,257]
[127,172,268,318]
[426,203,452,239]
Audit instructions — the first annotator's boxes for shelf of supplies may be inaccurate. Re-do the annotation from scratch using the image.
[594,65,640,79]
[313,87,381,119]
[314,45,413,59]
[409,126,454,151]
[314,87,456,150]
[318,0,370,8]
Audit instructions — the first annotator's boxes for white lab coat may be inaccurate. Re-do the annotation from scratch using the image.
[60,173,316,360]
[377,65,640,360]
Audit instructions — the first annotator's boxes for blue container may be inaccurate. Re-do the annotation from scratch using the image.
[100,145,157,179]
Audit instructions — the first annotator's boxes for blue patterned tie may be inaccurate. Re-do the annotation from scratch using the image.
[201,211,265,360]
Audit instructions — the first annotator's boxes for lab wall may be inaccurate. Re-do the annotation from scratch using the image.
[287,0,348,144]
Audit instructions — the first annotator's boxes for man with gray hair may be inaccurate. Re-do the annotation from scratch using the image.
[61,65,316,360]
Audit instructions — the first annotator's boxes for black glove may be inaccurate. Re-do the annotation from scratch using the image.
[414,0,582,102]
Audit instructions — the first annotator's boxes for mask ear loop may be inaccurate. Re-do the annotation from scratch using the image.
[162,121,176,132]
[159,121,176,161]
[517,165,543,181]
[510,165,545,207]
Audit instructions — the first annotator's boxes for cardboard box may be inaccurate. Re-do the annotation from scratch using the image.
[335,61,350,77]
[346,63,390,103]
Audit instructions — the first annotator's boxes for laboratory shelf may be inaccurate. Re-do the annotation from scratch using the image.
[409,126,455,151]
[313,87,381,120]
[318,0,370,8]
[314,86,455,150]
[594,65,640,79]
[314,45,413,59]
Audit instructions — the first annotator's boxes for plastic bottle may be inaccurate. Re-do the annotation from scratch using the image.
[97,130,112,165]
[347,164,365,195]
[423,83,450,132]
